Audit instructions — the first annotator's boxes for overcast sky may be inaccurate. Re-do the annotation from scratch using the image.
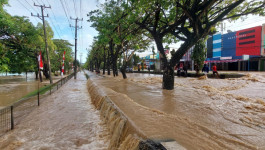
[4,0,265,60]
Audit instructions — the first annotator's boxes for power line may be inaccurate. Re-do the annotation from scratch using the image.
[34,0,41,5]
[39,0,46,5]
[73,0,77,18]
[60,0,74,36]
[24,0,39,14]
[63,0,75,36]
[45,0,64,38]
[63,0,75,22]
[80,0,82,19]
[46,14,63,39]
[17,0,39,23]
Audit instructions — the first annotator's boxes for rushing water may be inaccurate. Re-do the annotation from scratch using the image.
[0,72,110,150]
[87,71,265,149]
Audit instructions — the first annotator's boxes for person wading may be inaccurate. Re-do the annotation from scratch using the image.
[212,63,219,78]
[202,64,209,78]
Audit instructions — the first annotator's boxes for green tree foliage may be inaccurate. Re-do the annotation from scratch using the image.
[0,15,41,73]
[191,39,206,74]
[132,54,140,66]
[128,0,265,89]
[0,0,74,76]
[51,39,74,74]
[87,0,264,89]
[88,0,152,78]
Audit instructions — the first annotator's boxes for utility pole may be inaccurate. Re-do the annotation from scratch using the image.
[32,3,53,84]
[70,17,83,79]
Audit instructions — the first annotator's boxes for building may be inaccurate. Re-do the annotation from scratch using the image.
[206,24,265,71]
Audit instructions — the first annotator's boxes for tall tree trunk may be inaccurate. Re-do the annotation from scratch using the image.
[90,61,94,72]
[162,65,174,90]
[120,62,127,79]
[107,50,110,75]
[155,37,174,90]
[109,39,117,77]
[26,71,27,81]
[42,55,50,79]
[35,71,38,79]
[43,63,50,79]
[103,47,106,75]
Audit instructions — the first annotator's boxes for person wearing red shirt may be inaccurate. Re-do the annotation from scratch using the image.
[212,63,219,78]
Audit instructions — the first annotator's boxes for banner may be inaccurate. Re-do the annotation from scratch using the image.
[38,51,43,70]
[61,51,65,76]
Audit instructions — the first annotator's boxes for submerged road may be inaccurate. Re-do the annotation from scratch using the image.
[88,71,265,149]
[0,72,110,150]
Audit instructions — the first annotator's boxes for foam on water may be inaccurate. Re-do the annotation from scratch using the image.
[0,73,111,150]
[89,71,265,149]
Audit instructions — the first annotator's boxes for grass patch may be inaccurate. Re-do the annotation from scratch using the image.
[83,71,89,79]
[22,84,53,99]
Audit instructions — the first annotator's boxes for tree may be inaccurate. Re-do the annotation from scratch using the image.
[88,0,151,79]
[126,0,265,89]
[88,0,265,89]
[0,14,42,76]
[36,22,55,79]
[191,39,206,75]
[51,39,74,74]
[132,54,141,66]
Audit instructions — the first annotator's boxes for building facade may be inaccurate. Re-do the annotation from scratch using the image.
[206,24,265,71]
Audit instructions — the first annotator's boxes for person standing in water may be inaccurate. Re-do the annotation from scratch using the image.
[212,63,219,78]
[202,64,209,78]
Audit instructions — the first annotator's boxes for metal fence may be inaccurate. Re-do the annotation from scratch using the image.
[0,73,74,136]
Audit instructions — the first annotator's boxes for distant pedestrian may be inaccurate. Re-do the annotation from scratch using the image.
[202,64,209,78]
[138,65,140,72]
[212,63,219,78]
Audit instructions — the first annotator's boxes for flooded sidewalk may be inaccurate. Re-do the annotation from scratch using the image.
[0,72,110,150]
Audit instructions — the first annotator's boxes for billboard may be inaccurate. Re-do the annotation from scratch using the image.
[222,31,236,57]
[213,33,222,58]
[236,26,262,56]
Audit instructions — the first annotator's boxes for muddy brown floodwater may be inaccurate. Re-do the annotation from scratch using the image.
[0,73,70,107]
[88,71,265,149]
[0,72,110,149]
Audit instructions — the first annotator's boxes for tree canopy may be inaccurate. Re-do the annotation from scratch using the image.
[87,0,265,89]
[0,1,74,77]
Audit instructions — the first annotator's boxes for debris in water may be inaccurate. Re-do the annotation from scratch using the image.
[198,75,207,80]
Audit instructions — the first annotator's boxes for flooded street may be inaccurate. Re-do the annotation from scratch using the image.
[0,73,71,107]
[0,71,264,149]
[0,73,38,107]
[0,72,110,150]
[88,71,265,149]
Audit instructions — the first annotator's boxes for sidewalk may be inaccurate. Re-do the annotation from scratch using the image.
[0,72,110,150]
